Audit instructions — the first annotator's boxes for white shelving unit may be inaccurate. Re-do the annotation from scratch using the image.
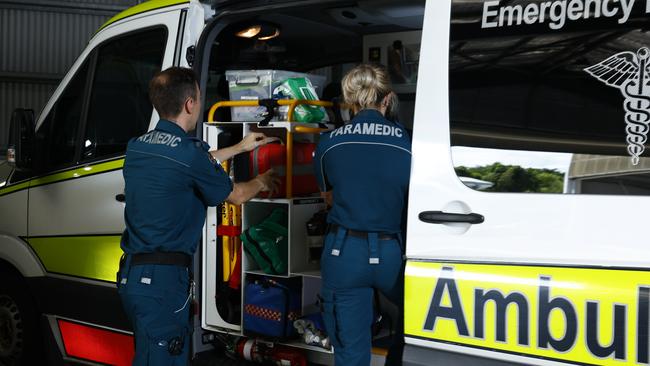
[201,121,332,356]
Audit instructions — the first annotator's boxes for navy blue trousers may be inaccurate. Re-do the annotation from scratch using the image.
[321,228,405,366]
[117,257,191,366]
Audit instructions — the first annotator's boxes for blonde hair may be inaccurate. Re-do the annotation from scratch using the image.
[341,64,392,111]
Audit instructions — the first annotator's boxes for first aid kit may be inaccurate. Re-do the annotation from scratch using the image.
[243,277,302,339]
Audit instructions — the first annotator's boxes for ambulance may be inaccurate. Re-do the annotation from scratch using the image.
[2,0,649,365]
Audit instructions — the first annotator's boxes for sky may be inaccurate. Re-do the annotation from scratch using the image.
[451,147,573,173]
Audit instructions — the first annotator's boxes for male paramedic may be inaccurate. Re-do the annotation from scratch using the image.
[314,63,411,366]
[117,67,278,365]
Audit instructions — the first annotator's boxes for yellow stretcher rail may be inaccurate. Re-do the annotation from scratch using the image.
[207,99,345,197]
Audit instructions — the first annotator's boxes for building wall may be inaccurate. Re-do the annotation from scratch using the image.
[0,0,140,152]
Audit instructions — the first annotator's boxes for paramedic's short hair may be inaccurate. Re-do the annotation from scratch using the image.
[149,67,198,119]
[341,64,392,110]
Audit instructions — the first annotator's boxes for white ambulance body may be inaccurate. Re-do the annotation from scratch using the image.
[1,0,649,365]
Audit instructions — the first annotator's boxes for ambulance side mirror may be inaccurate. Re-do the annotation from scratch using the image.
[7,108,35,172]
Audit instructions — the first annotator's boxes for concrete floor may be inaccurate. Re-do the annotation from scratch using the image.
[192,349,321,366]
[193,351,256,366]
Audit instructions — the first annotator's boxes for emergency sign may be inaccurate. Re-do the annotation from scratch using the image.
[481,0,642,30]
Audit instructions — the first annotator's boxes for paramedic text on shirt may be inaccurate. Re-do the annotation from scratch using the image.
[117,67,278,366]
[314,64,412,366]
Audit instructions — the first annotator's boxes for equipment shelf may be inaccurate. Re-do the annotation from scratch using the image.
[202,99,333,354]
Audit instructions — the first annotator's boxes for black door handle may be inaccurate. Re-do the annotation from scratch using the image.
[115,193,125,203]
[419,211,484,224]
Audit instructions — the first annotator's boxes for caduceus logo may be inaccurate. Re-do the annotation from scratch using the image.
[585,47,650,165]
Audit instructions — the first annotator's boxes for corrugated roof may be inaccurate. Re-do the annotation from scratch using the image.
[568,154,650,178]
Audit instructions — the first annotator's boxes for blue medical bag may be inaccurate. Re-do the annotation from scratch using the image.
[243,277,302,339]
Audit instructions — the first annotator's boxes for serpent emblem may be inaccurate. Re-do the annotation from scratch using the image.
[585,47,650,165]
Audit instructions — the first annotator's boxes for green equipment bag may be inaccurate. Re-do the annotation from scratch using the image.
[273,77,326,123]
[240,209,288,275]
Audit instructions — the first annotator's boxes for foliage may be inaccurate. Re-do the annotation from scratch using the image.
[456,163,565,193]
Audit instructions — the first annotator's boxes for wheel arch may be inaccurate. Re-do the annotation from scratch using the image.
[0,233,46,278]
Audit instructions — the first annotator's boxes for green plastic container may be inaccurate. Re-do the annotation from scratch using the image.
[274,77,326,123]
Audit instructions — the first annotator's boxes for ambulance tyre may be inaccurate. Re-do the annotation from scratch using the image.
[0,268,42,366]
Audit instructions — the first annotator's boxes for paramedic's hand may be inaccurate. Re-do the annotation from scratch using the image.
[255,169,281,195]
[237,133,279,153]
[227,169,281,205]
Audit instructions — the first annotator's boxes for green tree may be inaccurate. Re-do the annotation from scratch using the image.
[494,166,538,192]
[455,163,564,193]
[535,170,564,193]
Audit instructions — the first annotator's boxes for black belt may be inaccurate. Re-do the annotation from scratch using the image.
[328,224,398,241]
[130,252,192,267]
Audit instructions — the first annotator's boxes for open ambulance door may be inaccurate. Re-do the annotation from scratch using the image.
[405,0,650,365]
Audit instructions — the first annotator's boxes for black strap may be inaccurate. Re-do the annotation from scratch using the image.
[130,252,191,267]
[258,99,280,126]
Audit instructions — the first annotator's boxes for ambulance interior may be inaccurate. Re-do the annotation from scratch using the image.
[197,0,424,355]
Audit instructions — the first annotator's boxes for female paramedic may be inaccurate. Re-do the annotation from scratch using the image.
[313,64,411,366]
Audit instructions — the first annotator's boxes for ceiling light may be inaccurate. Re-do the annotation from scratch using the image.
[236,25,261,38]
[258,28,280,41]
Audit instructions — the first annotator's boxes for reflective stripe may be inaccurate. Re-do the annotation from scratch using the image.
[29,159,124,187]
[0,180,29,197]
[97,0,189,32]
[26,235,123,282]
[0,158,124,197]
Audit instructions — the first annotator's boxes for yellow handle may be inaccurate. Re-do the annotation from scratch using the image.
[220,160,232,282]
[207,99,337,123]
[208,100,257,123]
[294,126,328,134]
[286,131,293,198]
[207,99,351,198]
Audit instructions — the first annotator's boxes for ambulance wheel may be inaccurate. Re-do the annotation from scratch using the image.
[0,269,42,366]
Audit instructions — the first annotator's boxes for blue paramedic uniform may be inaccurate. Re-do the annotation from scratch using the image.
[313,109,411,366]
[117,119,232,366]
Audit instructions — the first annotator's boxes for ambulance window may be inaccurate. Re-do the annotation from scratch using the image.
[35,60,90,172]
[449,0,650,195]
[82,28,167,161]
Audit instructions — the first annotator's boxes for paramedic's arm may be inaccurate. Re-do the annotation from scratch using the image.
[191,152,279,206]
[191,152,234,206]
[226,170,280,205]
[209,133,277,162]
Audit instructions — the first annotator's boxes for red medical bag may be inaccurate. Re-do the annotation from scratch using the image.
[249,142,319,198]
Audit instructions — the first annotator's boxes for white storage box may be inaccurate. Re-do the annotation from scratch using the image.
[225,70,326,122]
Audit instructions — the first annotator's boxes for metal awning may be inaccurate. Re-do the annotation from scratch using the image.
[568,154,650,179]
